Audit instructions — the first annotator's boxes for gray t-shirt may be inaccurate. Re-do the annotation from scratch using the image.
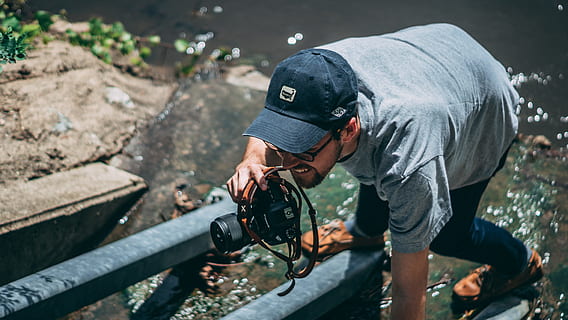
[320,23,519,253]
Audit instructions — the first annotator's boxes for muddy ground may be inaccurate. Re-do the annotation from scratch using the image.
[0,34,178,184]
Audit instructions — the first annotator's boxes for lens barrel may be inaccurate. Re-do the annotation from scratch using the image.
[210,213,249,254]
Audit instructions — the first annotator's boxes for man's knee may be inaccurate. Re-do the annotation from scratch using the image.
[429,228,466,256]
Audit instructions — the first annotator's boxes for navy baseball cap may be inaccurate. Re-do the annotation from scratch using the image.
[243,48,358,154]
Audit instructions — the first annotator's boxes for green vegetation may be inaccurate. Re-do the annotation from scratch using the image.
[173,38,236,76]
[66,17,160,66]
[0,28,26,72]
[1,0,239,76]
[0,0,30,71]
[0,1,160,69]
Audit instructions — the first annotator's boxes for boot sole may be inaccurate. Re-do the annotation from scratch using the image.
[451,268,544,311]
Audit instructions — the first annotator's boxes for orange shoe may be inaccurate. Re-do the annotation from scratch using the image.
[301,219,385,261]
[452,249,544,309]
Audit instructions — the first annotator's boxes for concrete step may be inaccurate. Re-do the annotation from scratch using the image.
[0,163,148,285]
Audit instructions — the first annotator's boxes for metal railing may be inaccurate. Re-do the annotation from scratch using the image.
[0,191,385,320]
[221,250,385,320]
[0,194,234,320]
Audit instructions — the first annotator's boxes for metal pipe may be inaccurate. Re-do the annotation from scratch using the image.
[220,250,386,320]
[0,193,235,320]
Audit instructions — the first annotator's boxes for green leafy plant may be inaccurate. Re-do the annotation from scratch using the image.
[1,1,238,77]
[0,1,55,72]
[0,27,27,72]
[66,17,160,65]
[1,0,44,34]
[35,10,53,32]
[173,34,238,76]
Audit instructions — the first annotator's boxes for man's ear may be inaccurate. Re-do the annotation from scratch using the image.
[341,116,359,143]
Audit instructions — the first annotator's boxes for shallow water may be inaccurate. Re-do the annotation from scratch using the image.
[24,0,567,319]
[121,144,568,320]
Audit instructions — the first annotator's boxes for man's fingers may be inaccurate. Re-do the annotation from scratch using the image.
[227,170,246,201]
[226,177,238,202]
[226,137,274,201]
[226,163,268,202]
[251,168,268,191]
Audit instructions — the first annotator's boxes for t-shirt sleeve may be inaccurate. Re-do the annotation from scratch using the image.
[381,156,453,253]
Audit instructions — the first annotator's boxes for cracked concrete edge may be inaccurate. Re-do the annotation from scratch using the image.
[0,163,147,235]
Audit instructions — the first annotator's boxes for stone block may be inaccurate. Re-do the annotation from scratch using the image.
[0,163,147,285]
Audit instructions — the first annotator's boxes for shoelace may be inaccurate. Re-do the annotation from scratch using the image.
[320,220,343,237]
[475,265,512,294]
[317,220,355,246]
[475,266,493,289]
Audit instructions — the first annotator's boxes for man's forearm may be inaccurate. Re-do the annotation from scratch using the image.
[391,247,429,319]
[391,289,426,320]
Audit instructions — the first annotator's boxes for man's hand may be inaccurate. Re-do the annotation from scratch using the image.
[391,247,429,320]
[226,137,280,202]
[226,160,268,202]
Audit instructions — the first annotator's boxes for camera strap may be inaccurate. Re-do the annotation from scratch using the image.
[238,166,319,296]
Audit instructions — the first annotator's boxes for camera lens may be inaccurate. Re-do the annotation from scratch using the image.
[210,213,249,254]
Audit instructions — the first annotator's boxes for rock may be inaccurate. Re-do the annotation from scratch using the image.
[105,86,135,108]
[0,163,148,285]
[532,135,552,149]
[516,134,552,149]
[222,65,270,92]
[52,111,73,133]
[472,295,530,320]
[49,19,90,34]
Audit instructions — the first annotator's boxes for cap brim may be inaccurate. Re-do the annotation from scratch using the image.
[243,108,328,154]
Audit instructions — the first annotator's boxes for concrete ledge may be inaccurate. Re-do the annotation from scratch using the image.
[0,163,148,285]
[0,192,234,320]
[221,250,386,320]
[0,163,146,231]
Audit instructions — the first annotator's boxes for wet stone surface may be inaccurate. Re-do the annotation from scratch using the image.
[107,75,266,240]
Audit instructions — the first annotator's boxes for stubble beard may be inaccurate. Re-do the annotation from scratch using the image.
[293,169,325,189]
[292,142,343,189]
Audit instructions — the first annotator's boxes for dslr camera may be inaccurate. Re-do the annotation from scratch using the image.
[210,176,301,254]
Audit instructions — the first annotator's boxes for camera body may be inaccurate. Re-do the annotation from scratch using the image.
[210,178,301,254]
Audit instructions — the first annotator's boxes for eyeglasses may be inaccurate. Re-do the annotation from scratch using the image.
[264,133,336,162]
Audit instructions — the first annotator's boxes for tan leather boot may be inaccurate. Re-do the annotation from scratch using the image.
[452,249,543,309]
[301,219,385,261]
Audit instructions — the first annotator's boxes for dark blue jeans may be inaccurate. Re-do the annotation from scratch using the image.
[352,152,528,275]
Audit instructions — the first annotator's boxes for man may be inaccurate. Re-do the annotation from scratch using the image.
[226,23,542,319]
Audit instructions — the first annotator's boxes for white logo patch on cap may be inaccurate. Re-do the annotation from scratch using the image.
[279,85,296,102]
[331,107,346,118]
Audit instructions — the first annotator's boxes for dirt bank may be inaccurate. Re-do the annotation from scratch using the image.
[0,38,178,184]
